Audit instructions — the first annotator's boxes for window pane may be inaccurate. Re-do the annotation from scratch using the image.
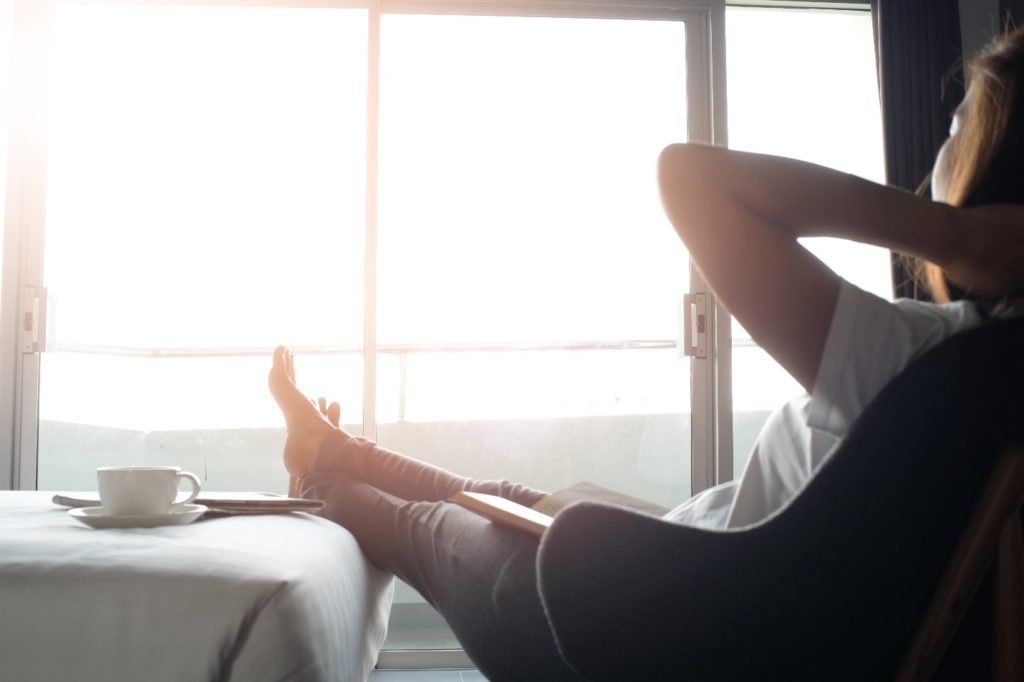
[378,11,691,505]
[38,5,368,490]
[378,15,688,345]
[394,349,687,423]
[726,7,888,473]
[0,0,11,288]
[377,13,691,650]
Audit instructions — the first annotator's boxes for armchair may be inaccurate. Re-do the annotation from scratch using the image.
[537,315,1024,680]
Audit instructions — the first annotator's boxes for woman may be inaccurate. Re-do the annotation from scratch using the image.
[270,29,1024,681]
[655,33,1024,528]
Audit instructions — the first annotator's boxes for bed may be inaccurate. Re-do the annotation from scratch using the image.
[0,491,394,681]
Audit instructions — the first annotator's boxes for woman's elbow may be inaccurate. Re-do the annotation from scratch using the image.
[657,143,715,198]
[657,143,711,225]
[657,143,690,187]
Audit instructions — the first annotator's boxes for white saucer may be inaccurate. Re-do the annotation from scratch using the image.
[68,504,208,529]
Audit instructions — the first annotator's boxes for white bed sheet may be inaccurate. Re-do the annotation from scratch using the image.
[0,491,394,682]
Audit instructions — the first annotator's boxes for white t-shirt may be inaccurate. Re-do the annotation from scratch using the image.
[665,279,984,530]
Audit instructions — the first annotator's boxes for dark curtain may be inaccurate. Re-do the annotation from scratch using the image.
[1003,0,1024,26]
[871,0,963,300]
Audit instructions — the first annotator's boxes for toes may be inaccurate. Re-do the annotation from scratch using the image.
[269,347,287,392]
[269,347,315,416]
[317,397,341,427]
[271,346,294,384]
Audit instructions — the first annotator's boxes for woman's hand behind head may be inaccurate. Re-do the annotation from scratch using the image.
[943,204,1024,302]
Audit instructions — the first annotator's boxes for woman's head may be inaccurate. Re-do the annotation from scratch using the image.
[925,27,1024,301]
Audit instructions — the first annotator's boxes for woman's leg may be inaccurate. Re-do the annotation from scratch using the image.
[270,345,547,506]
[304,430,548,507]
[302,474,580,681]
[269,346,572,678]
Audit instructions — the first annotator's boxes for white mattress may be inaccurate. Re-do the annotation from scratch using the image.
[0,491,394,681]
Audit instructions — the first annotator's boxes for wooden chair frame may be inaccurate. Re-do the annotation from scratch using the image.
[899,446,1024,681]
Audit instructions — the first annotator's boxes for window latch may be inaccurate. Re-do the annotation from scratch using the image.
[681,293,707,358]
[21,286,50,354]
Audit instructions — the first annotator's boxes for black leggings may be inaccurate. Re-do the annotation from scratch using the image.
[300,431,582,681]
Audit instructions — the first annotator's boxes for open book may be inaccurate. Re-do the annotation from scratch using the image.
[450,482,669,538]
[52,491,325,514]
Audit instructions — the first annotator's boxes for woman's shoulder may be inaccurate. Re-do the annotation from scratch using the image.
[808,281,985,438]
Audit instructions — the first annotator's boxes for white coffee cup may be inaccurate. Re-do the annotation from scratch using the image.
[96,466,202,516]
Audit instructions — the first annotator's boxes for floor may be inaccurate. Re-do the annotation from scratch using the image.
[382,601,461,650]
[369,671,485,681]
[375,602,482,680]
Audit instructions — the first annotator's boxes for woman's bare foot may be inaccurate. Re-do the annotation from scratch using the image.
[268,346,339,478]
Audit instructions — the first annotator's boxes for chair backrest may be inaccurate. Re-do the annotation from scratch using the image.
[537,316,1024,681]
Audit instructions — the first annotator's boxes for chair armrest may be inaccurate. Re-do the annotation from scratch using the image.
[537,501,737,680]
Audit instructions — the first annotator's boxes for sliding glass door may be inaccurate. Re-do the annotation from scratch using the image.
[374,11,701,654]
[36,4,369,491]
[376,11,693,514]
[3,0,725,661]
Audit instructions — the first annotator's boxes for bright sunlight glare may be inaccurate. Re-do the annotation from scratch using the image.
[34,6,885,432]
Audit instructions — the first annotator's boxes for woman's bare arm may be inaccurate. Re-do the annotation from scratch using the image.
[657,144,964,392]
